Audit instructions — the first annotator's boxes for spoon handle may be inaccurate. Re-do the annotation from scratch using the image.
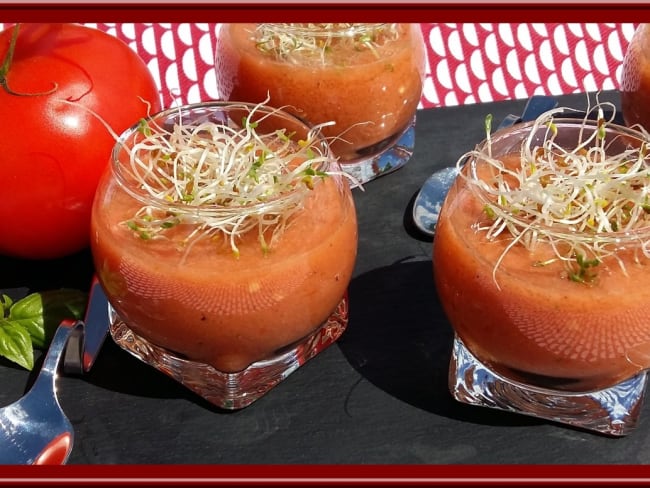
[27,320,82,397]
[62,276,110,375]
[519,95,559,123]
[81,277,110,372]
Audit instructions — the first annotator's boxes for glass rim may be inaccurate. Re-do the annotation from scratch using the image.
[255,23,393,37]
[485,116,650,146]
[110,100,335,216]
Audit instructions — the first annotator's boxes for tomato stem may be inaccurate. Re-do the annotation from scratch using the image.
[0,23,19,79]
[0,23,58,96]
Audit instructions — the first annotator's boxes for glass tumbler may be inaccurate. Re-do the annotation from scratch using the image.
[90,101,358,409]
[433,115,650,436]
[215,23,426,184]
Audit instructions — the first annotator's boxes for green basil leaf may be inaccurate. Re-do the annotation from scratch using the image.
[8,289,87,349]
[0,318,33,370]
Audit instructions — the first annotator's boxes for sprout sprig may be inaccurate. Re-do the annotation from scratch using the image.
[253,23,400,65]
[459,100,650,285]
[119,99,347,257]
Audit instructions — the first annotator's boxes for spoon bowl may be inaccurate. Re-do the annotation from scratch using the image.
[0,319,82,465]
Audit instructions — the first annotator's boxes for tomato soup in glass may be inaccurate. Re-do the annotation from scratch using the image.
[215,23,426,183]
[433,113,650,435]
[90,101,358,409]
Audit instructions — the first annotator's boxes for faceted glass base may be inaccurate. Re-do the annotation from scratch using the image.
[339,115,416,185]
[108,294,349,410]
[449,334,649,436]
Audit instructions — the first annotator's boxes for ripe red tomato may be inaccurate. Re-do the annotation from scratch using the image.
[0,23,161,259]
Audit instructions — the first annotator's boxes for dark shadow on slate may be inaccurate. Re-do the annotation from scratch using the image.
[78,337,235,414]
[339,258,541,428]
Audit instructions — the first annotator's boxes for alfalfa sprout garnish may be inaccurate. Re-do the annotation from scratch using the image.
[119,99,354,258]
[253,23,400,64]
[458,100,650,285]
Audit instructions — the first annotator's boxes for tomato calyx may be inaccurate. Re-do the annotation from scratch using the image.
[0,23,58,97]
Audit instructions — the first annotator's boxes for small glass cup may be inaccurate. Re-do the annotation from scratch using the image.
[90,101,358,409]
[215,23,426,184]
[433,116,650,436]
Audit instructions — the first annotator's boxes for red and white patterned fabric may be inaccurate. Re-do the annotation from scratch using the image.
[420,23,636,107]
[0,23,639,109]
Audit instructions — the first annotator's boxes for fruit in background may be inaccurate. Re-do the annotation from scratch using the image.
[0,23,161,259]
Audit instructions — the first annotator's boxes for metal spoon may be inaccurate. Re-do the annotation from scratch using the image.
[63,276,110,375]
[0,319,82,465]
[411,95,558,237]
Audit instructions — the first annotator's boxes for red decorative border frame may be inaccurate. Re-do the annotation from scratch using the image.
[1,464,650,486]
[0,3,649,484]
